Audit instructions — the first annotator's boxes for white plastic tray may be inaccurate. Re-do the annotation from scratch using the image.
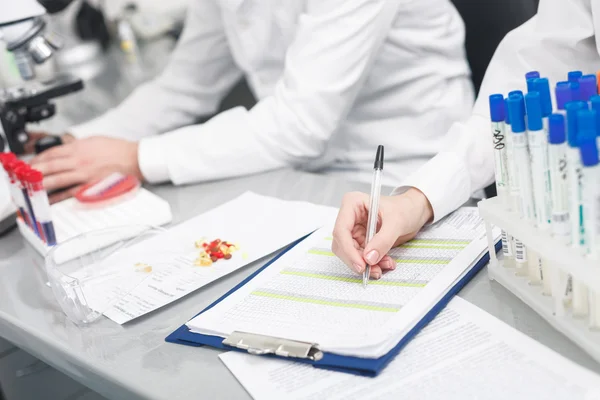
[479,197,600,363]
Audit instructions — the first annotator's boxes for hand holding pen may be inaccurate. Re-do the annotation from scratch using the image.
[331,149,434,282]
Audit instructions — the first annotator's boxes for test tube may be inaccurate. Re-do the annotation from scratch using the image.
[555,82,572,116]
[0,154,23,222]
[571,82,583,102]
[534,79,556,295]
[5,160,31,228]
[568,70,583,83]
[508,94,536,276]
[26,170,56,246]
[13,164,42,240]
[548,114,571,312]
[578,116,600,329]
[489,95,515,268]
[567,101,588,317]
[579,75,598,102]
[590,96,600,152]
[524,92,548,284]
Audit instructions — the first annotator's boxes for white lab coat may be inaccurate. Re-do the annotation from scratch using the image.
[396,0,600,222]
[70,0,473,187]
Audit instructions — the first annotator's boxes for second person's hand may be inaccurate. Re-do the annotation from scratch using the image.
[332,188,433,279]
[30,136,143,203]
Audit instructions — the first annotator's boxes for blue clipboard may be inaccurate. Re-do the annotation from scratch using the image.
[166,236,502,377]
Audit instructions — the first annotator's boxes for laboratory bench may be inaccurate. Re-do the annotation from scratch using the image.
[1,37,599,400]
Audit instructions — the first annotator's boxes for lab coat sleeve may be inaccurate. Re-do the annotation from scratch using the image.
[68,0,242,142]
[392,0,597,223]
[136,0,403,184]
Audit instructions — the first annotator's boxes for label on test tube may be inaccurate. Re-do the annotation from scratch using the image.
[566,102,586,248]
[525,93,551,231]
[27,170,56,246]
[548,115,571,239]
[489,95,514,261]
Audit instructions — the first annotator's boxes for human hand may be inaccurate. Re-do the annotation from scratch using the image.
[332,188,433,279]
[30,136,142,203]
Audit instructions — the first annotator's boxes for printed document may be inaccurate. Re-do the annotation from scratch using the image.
[188,208,498,357]
[72,192,337,324]
[220,297,600,400]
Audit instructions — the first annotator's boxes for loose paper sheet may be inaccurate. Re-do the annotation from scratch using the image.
[72,192,337,324]
[220,297,600,400]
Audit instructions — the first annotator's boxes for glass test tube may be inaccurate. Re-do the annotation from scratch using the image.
[26,170,56,246]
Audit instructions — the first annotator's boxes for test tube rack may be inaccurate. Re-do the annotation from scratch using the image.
[479,196,600,363]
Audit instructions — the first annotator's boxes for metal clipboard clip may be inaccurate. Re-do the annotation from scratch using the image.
[223,331,324,361]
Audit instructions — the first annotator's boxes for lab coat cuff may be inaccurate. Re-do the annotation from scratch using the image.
[138,136,171,184]
[390,152,471,224]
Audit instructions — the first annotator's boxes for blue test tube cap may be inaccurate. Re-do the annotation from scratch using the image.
[504,98,510,124]
[591,95,600,135]
[509,90,526,115]
[580,136,599,167]
[525,92,543,131]
[556,81,572,110]
[533,78,553,117]
[571,81,582,102]
[508,94,526,133]
[548,114,566,144]
[568,70,583,83]
[577,109,597,141]
[526,78,537,93]
[566,101,586,147]
[489,94,505,122]
[525,71,540,80]
[579,74,598,101]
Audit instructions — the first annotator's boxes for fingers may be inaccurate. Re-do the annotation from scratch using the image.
[32,158,78,176]
[369,265,382,280]
[363,220,402,266]
[31,143,73,164]
[49,185,82,204]
[332,192,368,274]
[43,170,86,191]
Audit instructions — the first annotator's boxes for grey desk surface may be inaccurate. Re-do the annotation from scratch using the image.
[0,169,600,400]
[1,36,599,400]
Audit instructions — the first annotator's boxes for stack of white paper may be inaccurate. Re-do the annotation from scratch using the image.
[70,192,338,324]
[220,297,600,400]
[187,208,499,357]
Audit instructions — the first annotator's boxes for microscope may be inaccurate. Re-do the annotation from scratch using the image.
[0,0,84,155]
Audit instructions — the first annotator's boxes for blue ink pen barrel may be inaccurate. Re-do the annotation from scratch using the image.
[489,94,515,268]
[578,128,600,329]
[27,170,56,246]
[508,94,535,276]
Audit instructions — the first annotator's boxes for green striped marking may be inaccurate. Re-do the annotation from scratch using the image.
[405,239,471,245]
[325,236,333,240]
[308,249,450,265]
[251,291,401,312]
[280,270,427,287]
[400,243,466,250]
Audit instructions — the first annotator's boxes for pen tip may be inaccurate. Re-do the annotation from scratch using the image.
[374,145,384,170]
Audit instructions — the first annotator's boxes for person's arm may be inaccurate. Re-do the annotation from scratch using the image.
[397,0,597,223]
[333,0,598,277]
[69,0,243,141]
[137,0,402,184]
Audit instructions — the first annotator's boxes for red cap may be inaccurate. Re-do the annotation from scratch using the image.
[5,159,24,175]
[27,169,43,183]
[13,163,30,182]
[0,153,16,169]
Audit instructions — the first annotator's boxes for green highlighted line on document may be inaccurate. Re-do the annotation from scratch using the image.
[251,289,401,313]
[281,269,427,287]
[307,248,451,265]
